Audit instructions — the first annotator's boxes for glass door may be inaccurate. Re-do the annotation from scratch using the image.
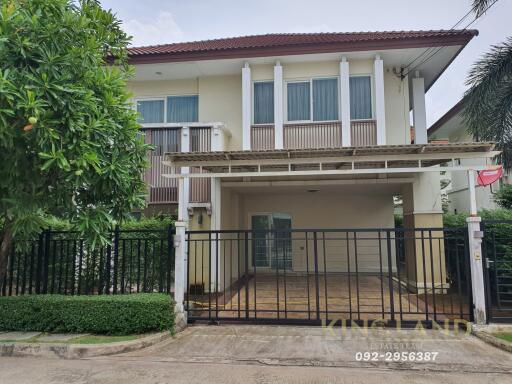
[272,213,292,269]
[251,213,292,269]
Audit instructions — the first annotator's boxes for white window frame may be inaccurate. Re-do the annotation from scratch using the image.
[284,76,340,124]
[252,80,274,126]
[134,94,200,128]
[348,74,375,121]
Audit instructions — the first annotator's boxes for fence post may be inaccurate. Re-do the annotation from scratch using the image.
[174,221,187,315]
[42,230,51,294]
[466,170,487,325]
[467,216,487,324]
[167,225,174,294]
[112,226,119,294]
[386,230,395,323]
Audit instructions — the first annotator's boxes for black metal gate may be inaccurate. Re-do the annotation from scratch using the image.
[482,220,512,323]
[185,227,472,326]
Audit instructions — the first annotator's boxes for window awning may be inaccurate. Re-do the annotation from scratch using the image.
[162,142,499,179]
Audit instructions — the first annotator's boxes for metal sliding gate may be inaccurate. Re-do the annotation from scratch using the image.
[482,220,512,323]
[185,228,472,326]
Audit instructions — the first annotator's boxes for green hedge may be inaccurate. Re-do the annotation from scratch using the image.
[443,208,512,228]
[0,294,174,335]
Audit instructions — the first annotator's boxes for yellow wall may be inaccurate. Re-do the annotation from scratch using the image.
[129,58,411,150]
[198,75,242,151]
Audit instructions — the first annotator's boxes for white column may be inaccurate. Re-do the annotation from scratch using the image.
[374,55,386,145]
[274,61,284,149]
[466,170,486,324]
[180,126,190,213]
[412,71,427,145]
[242,62,251,150]
[340,57,351,146]
[174,178,187,314]
[211,124,224,151]
[210,177,221,292]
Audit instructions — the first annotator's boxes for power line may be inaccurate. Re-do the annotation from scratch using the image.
[401,0,500,79]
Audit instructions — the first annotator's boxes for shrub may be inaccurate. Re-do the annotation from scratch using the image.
[0,294,174,335]
[494,185,512,210]
[443,208,512,228]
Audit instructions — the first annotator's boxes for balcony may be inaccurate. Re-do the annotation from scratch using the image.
[251,120,377,150]
[143,126,212,205]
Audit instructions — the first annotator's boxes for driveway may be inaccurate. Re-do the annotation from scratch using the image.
[1,325,511,383]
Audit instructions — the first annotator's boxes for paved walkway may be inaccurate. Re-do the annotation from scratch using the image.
[1,325,511,383]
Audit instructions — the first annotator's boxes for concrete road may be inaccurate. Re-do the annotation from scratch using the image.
[1,325,511,383]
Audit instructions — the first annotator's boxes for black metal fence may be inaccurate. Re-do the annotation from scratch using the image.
[482,220,512,323]
[1,227,175,296]
[185,227,472,326]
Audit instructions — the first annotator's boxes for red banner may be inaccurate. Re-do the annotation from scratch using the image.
[476,166,503,186]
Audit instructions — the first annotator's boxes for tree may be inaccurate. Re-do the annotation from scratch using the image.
[494,184,512,210]
[0,1,149,283]
[463,0,512,170]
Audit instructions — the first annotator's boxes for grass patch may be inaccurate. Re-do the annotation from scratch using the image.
[493,333,512,343]
[68,334,140,344]
[0,334,148,344]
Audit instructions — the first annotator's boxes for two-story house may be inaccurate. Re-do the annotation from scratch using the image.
[428,100,510,213]
[126,31,498,324]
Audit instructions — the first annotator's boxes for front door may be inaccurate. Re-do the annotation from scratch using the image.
[251,213,292,269]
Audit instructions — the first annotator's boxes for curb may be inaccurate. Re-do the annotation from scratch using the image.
[0,331,172,359]
[472,329,512,353]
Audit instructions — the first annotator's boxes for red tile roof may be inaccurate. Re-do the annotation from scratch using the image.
[127,30,478,64]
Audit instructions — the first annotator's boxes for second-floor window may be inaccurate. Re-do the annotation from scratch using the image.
[349,76,372,120]
[253,81,274,124]
[286,78,339,122]
[136,95,199,124]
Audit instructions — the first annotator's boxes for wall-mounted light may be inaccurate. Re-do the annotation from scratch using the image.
[307,188,320,193]
[198,212,203,225]
[155,71,163,75]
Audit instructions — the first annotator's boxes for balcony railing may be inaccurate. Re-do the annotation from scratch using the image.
[143,128,181,204]
[251,120,378,150]
[189,127,211,203]
[284,121,341,149]
[351,120,377,147]
[142,126,212,205]
[251,125,275,150]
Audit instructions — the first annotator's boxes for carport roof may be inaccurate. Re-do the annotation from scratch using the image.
[165,142,495,164]
[162,142,499,179]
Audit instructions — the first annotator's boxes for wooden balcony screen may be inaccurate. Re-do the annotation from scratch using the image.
[284,121,342,149]
[143,128,181,204]
[351,120,377,147]
[251,125,275,150]
[189,127,211,203]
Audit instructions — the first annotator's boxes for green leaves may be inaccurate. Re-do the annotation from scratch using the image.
[463,37,512,170]
[0,0,148,248]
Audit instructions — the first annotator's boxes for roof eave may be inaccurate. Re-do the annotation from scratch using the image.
[127,34,477,65]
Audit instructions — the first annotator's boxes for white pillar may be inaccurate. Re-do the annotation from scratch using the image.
[210,177,221,292]
[466,170,486,324]
[374,55,386,145]
[174,178,187,314]
[180,126,190,212]
[412,71,427,145]
[211,124,224,151]
[340,57,351,146]
[242,62,251,150]
[274,61,284,149]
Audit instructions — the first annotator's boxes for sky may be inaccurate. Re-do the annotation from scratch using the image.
[100,0,512,127]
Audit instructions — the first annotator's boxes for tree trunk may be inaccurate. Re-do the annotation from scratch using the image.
[0,223,13,290]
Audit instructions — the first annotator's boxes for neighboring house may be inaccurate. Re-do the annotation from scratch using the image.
[428,100,510,213]
[125,31,498,323]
